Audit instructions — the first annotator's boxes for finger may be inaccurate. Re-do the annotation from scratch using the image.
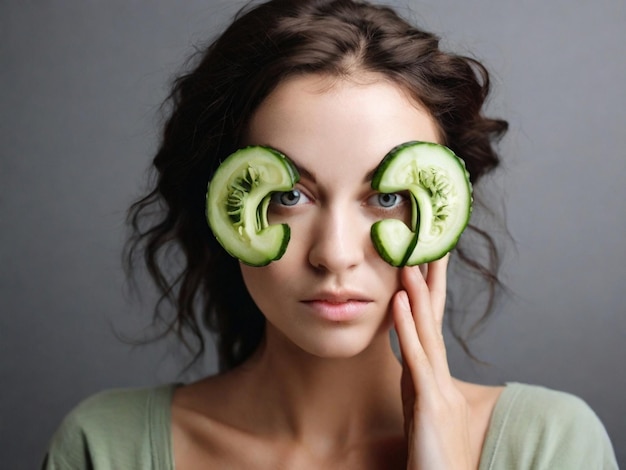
[393,290,436,388]
[401,265,451,378]
[426,254,449,326]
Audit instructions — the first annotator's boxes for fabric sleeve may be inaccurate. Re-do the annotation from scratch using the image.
[483,383,618,470]
[539,391,618,469]
[41,387,162,470]
[42,407,96,470]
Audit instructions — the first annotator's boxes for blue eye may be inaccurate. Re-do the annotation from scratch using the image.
[271,189,308,206]
[369,193,403,208]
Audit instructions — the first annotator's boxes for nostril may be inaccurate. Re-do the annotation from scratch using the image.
[307,221,365,273]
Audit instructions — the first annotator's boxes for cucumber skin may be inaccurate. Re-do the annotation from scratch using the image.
[206,146,299,267]
[370,141,473,267]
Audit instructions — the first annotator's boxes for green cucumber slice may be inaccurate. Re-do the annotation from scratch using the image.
[206,146,299,266]
[370,141,472,267]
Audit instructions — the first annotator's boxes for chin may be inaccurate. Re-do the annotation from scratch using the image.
[306,341,372,360]
[285,323,392,361]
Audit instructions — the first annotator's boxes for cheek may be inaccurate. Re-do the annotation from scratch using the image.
[389,265,404,295]
[239,262,292,306]
[369,255,404,300]
[240,264,271,295]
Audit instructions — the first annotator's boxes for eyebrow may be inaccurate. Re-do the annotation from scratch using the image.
[291,161,316,183]
[363,166,378,183]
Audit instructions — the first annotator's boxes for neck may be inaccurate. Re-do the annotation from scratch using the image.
[237,325,404,450]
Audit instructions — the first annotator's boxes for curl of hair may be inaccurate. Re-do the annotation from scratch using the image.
[126,0,508,372]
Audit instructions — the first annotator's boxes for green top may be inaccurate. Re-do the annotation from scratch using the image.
[42,382,618,469]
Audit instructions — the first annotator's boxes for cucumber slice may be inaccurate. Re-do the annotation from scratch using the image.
[370,141,472,267]
[206,146,299,266]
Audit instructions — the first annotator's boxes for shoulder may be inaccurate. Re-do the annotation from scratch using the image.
[53,384,174,442]
[43,384,176,469]
[481,382,618,469]
[498,382,609,436]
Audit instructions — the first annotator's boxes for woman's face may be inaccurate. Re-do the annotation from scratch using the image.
[241,73,440,359]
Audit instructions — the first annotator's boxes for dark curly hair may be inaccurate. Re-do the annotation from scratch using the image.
[126,0,508,372]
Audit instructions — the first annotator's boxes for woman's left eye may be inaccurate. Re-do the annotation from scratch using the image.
[368,192,405,208]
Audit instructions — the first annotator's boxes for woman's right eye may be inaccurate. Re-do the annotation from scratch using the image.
[270,189,310,207]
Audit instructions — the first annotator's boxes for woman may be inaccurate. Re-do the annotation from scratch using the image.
[43,0,617,468]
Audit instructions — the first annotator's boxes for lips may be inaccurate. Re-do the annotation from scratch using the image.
[303,288,373,302]
[301,290,373,322]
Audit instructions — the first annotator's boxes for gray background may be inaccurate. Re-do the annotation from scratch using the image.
[1,1,624,468]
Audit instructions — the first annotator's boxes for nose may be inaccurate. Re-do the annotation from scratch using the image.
[307,206,365,273]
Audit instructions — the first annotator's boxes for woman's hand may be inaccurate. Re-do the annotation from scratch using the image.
[393,255,473,469]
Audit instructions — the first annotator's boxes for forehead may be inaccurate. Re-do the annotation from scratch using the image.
[245,74,440,178]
